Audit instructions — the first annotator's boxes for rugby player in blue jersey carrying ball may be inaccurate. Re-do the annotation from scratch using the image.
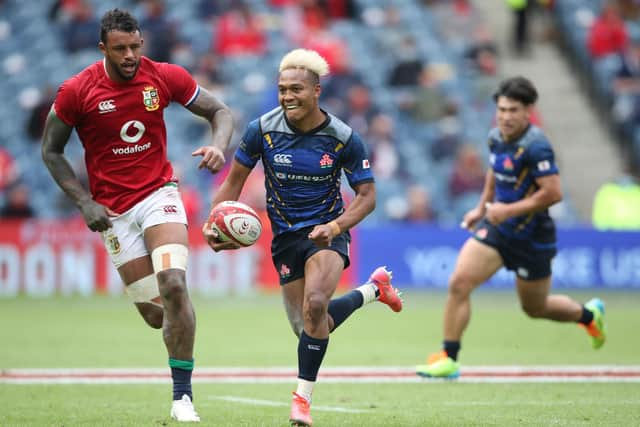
[202,48,403,426]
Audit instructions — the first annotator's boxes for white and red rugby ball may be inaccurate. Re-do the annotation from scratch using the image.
[208,201,262,247]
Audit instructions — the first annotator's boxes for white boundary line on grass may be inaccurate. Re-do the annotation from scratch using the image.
[2,366,640,384]
[208,396,368,413]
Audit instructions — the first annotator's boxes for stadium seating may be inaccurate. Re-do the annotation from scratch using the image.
[0,0,582,224]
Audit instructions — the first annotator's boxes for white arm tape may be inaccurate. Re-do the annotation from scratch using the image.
[125,274,161,307]
[151,243,189,272]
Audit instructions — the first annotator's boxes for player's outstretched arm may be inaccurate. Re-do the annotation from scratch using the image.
[188,87,233,173]
[41,108,115,231]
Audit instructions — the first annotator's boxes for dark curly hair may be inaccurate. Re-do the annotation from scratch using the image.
[100,8,141,44]
[493,76,538,106]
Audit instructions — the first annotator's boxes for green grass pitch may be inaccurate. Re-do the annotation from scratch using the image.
[1,290,639,426]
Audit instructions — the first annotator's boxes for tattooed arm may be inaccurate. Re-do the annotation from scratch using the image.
[41,108,115,231]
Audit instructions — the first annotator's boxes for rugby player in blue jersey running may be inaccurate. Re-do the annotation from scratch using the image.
[416,76,606,379]
[202,48,402,426]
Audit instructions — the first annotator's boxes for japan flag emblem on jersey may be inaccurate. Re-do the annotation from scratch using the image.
[142,86,160,111]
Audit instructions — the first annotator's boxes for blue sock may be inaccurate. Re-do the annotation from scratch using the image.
[298,331,329,381]
[169,358,193,401]
[443,341,461,361]
[328,291,364,332]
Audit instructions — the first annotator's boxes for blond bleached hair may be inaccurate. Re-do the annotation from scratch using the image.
[279,48,330,78]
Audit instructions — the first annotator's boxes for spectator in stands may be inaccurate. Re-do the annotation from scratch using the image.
[0,181,34,219]
[506,0,531,55]
[612,41,640,137]
[313,40,362,113]
[587,1,629,59]
[407,65,451,123]
[617,0,640,21]
[430,110,462,161]
[448,144,485,198]
[25,85,56,141]
[213,1,266,57]
[61,0,98,53]
[388,36,425,87]
[592,160,640,230]
[367,113,399,179]
[140,0,178,63]
[405,184,436,222]
[192,53,226,93]
[0,147,18,192]
[198,0,232,20]
[343,84,378,137]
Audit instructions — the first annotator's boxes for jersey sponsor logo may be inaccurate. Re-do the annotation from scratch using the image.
[142,86,160,111]
[112,142,151,155]
[319,153,334,168]
[489,154,496,165]
[286,173,331,182]
[537,160,551,171]
[120,120,146,143]
[502,157,514,171]
[362,159,370,169]
[98,99,116,114]
[274,153,293,166]
[494,172,518,183]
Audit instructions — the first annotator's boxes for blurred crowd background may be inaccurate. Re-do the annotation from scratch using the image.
[0,0,638,230]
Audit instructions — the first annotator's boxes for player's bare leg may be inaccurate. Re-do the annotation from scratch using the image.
[516,276,607,348]
[444,239,502,341]
[285,251,342,426]
[516,276,582,321]
[118,256,163,329]
[417,238,501,378]
[282,278,307,338]
[145,223,199,422]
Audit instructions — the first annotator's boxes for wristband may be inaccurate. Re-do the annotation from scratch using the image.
[328,220,341,236]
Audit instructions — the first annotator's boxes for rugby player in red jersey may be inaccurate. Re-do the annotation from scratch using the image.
[41,9,233,422]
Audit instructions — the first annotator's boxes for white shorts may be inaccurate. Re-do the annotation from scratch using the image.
[101,183,188,269]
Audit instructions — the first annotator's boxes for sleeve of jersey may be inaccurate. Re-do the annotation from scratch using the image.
[342,132,375,186]
[53,81,79,127]
[527,139,559,177]
[163,63,199,106]
[234,121,261,169]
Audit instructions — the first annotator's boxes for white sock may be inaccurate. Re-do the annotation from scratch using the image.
[355,283,378,305]
[296,378,315,402]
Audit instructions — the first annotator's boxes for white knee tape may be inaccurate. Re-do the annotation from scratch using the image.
[126,274,162,307]
[151,243,189,272]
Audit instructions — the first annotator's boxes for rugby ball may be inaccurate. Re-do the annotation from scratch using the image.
[208,200,262,247]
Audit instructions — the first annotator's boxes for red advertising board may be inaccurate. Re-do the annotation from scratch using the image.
[0,215,356,296]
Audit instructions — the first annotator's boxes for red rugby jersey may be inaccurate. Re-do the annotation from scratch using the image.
[53,56,199,213]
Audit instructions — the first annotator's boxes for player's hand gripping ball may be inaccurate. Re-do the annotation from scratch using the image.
[207,201,262,247]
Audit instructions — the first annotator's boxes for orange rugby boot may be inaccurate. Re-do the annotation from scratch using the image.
[369,266,403,312]
[289,392,312,426]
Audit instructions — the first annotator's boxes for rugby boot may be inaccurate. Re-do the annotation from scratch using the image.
[368,266,403,312]
[416,350,460,379]
[289,392,312,426]
[170,394,200,422]
[581,298,606,349]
